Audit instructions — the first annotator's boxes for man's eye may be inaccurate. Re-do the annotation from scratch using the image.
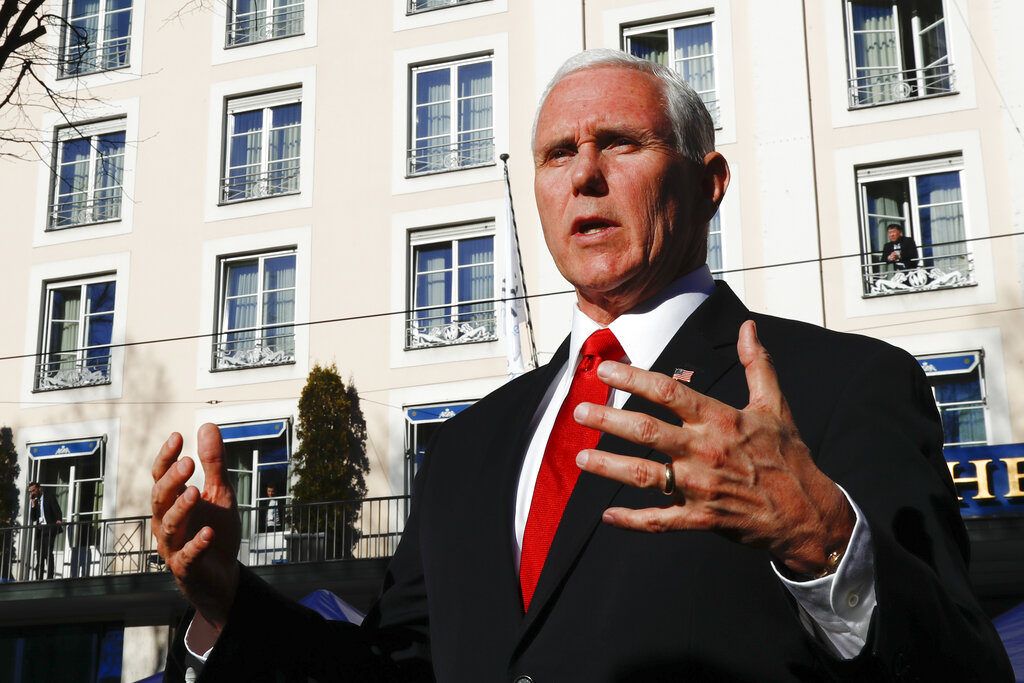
[610,137,637,148]
[548,148,573,161]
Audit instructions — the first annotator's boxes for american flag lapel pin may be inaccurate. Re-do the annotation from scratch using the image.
[672,367,695,383]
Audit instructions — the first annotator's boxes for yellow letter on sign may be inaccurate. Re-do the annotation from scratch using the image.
[946,459,995,501]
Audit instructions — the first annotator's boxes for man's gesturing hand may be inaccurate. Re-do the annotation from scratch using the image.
[152,423,241,629]
[574,320,855,578]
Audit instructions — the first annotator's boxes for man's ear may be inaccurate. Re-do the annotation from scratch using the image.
[699,151,730,223]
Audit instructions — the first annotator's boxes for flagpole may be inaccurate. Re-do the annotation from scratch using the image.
[500,153,539,370]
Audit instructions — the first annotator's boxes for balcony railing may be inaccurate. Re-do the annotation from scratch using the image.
[848,63,956,108]
[34,352,112,391]
[226,5,305,47]
[0,496,410,584]
[60,36,131,77]
[407,0,489,15]
[213,328,295,370]
[407,136,494,176]
[220,163,300,203]
[406,306,497,349]
[862,250,975,297]
[49,194,122,229]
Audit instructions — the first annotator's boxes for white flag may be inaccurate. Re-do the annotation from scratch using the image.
[503,183,529,377]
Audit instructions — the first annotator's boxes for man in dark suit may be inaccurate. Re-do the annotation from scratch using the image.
[880,224,919,270]
[27,481,63,580]
[152,50,1011,681]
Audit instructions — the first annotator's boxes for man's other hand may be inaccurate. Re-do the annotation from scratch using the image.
[573,320,855,578]
[152,423,241,629]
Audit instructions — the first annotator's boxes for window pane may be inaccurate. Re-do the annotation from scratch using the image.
[457,236,493,265]
[271,102,301,129]
[416,69,450,105]
[106,0,133,11]
[263,289,295,326]
[415,244,452,273]
[51,287,82,321]
[457,263,492,303]
[49,321,80,355]
[674,24,715,95]
[934,373,982,403]
[86,281,116,313]
[71,0,101,17]
[458,62,492,98]
[257,462,288,494]
[226,261,259,296]
[232,110,263,135]
[627,30,668,66]
[863,178,909,254]
[940,406,986,445]
[263,255,296,290]
[916,171,960,205]
[707,212,722,272]
[257,438,288,465]
[86,313,114,347]
[415,271,451,308]
[916,171,964,270]
[849,2,895,32]
[226,296,258,330]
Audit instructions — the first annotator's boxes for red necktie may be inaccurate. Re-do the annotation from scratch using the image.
[519,328,625,612]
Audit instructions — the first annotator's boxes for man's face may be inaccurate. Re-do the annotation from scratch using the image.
[266,486,276,498]
[533,66,726,321]
[888,227,901,243]
[28,485,39,500]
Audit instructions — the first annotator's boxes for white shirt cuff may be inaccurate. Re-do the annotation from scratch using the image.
[772,485,876,659]
[184,614,215,663]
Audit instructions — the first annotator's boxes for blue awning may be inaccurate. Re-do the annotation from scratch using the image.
[28,437,102,459]
[220,420,289,443]
[918,352,980,376]
[405,403,473,423]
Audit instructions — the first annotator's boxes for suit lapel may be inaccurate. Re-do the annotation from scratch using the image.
[513,282,750,647]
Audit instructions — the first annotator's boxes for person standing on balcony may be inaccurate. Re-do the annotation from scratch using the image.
[152,50,1010,681]
[881,223,919,270]
[258,485,283,533]
[27,481,63,581]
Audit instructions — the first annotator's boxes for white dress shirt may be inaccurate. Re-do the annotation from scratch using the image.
[512,265,876,659]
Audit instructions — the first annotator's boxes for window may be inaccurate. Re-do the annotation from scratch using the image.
[226,0,304,47]
[845,0,954,108]
[407,0,488,14]
[407,224,496,348]
[49,119,126,230]
[857,155,973,296]
[60,0,133,77]
[624,15,718,126]
[917,351,987,447]
[214,250,296,369]
[404,403,473,492]
[36,277,116,391]
[408,56,493,176]
[221,89,302,203]
[707,211,723,274]
[221,420,290,554]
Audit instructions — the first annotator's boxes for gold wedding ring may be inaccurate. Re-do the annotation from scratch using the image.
[662,463,676,496]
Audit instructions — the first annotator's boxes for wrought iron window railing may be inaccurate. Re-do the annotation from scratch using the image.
[60,36,131,77]
[226,5,305,47]
[213,327,295,370]
[34,351,112,392]
[407,0,489,15]
[48,194,122,230]
[0,496,410,584]
[407,137,494,177]
[861,249,975,297]
[848,64,956,108]
[220,162,300,203]
[405,305,497,349]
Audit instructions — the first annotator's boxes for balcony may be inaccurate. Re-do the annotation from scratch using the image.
[34,352,112,392]
[848,64,956,109]
[48,194,122,230]
[59,36,131,77]
[407,0,489,15]
[406,136,494,177]
[862,250,975,297]
[213,328,295,370]
[220,163,300,203]
[406,306,497,349]
[226,5,304,47]
[0,496,409,585]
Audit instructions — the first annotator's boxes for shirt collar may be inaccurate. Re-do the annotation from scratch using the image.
[568,265,716,371]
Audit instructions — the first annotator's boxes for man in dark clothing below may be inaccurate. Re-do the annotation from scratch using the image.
[881,223,919,270]
[28,481,63,580]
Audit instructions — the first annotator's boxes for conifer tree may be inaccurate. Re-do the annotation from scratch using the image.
[0,427,21,581]
[290,364,369,558]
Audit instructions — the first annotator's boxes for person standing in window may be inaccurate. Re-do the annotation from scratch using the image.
[27,482,63,580]
[881,223,919,270]
[259,485,283,533]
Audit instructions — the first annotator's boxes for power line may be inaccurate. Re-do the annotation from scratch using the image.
[1,229,1021,364]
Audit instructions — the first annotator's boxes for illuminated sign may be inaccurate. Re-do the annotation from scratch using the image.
[944,444,1024,518]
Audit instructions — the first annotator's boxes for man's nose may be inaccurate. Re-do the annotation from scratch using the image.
[570,144,608,196]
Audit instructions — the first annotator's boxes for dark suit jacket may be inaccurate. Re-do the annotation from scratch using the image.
[168,283,1011,682]
[880,237,919,270]
[30,493,64,537]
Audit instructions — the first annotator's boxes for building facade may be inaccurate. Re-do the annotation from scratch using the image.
[0,0,1021,679]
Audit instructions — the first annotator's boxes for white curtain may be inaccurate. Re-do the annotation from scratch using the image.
[457,62,492,165]
[56,138,91,226]
[916,171,964,273]
[262,255,296,354]
[415,245,452,328]
[94,131,126,221]
[850,2,899,104]
[274,0,303,38]
[68,0,101,73]
[457,237,493,324]
[229,110,263,198]
[270,103,301,193]
[674,23,715,111]
[49,288,81,373]
[226,262,259,354]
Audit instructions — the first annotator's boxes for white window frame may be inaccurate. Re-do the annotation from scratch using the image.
[59,0,133,78]
[406,0,488,15]
[856,154,973,297]
[225,0,305,48]
[214,249,298,371]
[843,0,956,109]
[917,350,989,448]
[36,274,117,392]
[220,88,302,204]
[622,13,720,128]
[48,117,127,231]
[407,223,496,349]
[408,54,495,177]
[707,211,723,274]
